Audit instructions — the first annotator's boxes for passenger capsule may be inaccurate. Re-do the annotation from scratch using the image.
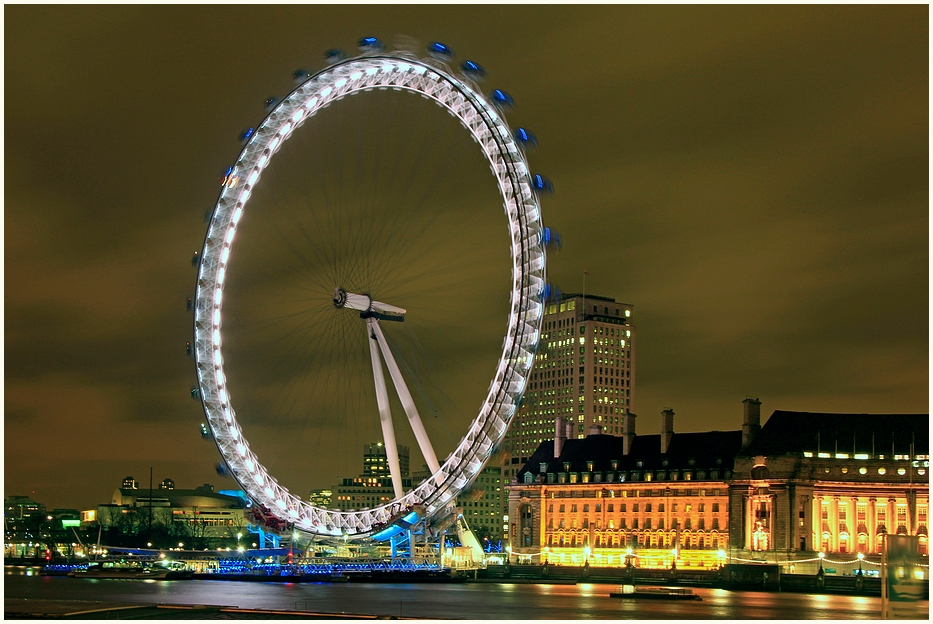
[532,174,554,195]
[490,89,514,109]
[215,462,231,477]
[190,387,200,400]
[191,252,200,267]
[325,49,346,64]
[428,42,454,60]
[292,69,310,85]
[185,341,193,357]
[461,60,486,81]
[200,423,212,440]
[264,97,279,112]
[514,127,537,148]
[238,128,254,144]
[358,37,383,51]
[186,297,194,312]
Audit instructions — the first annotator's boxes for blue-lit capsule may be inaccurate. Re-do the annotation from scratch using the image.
[490,89,514,109]
[514,127,537,148]
[461,60,486,80]
[532,174,554,194]
[215,462,231,477]
[190,387,200,400]
[428,42,454,59]
[325,49,346,64]
[264,96,279,112]
[238,128,254,144]
[542,283,561,303]
[293,69,310,84]
[358,36,383,51]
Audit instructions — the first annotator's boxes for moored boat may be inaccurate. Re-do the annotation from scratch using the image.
[610,585,701,600]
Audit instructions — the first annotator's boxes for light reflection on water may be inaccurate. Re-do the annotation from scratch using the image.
[3,570,925,620]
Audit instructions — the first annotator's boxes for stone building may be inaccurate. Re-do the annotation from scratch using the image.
[508,408,742,569]
[730,409,929,557]
[508,400,929,569]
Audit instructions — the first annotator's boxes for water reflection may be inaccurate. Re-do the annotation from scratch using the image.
[3,572,922,620]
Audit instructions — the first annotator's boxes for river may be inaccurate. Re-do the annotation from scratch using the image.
[3,567,917,619]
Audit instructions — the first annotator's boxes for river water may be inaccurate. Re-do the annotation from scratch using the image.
[3,567,913,619]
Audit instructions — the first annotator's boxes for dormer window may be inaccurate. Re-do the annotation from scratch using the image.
[611,460,619,471]
[636,460,644,468]
[587,461,594,471]
[540,462,548,473]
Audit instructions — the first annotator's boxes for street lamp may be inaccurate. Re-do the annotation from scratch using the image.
[542,546,549,564]
[818,551,825,573]
[856,552,864,576]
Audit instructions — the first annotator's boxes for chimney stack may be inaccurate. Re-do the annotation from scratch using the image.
[622,411,637,455]
[566,420,574,442]
[588,424,603,436]
[660,408,674,454]
[554,416,567,458]
[742,397,761,448]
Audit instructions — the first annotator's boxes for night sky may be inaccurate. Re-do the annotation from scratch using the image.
[5,6,928,510]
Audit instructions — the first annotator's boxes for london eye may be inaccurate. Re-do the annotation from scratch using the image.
[192,38,548,538]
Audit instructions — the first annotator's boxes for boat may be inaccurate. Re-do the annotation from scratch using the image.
[610,585,701,600]
[67,562,193,580]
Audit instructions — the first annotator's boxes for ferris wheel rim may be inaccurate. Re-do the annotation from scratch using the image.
[193,51,546,537]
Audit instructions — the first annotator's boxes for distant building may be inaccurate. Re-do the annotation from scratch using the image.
[308,488,333,509]
[159,478,175,490]
[503,293,635,483]
[86,480,247,540]
[458,465,507,544]
[333,443,412,512]
[363,442,410,478]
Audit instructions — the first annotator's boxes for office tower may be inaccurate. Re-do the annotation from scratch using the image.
[503,293,635,480]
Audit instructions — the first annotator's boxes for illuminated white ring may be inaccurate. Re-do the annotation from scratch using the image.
[193,53,546,537]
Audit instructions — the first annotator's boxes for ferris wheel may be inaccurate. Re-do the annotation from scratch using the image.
[192,38,549,538]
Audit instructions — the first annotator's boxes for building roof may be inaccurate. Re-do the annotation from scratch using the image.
[113,487,244,508]
[740,411,929,458]
[518,430,743,480]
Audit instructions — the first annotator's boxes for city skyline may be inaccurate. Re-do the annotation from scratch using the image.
[6,5,927,510]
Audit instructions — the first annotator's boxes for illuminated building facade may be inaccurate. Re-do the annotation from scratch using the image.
[503,293,635,482]
[729,410,929,558]
[508,409,741,569]
[508,402,930,569]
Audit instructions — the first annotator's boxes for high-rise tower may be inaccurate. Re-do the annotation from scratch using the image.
[502,293,635,480]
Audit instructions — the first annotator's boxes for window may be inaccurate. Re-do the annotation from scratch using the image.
[633,504,639,513]
[571,504,577,513]
[608,504,614,512]
[699,503,705,513]
[712,503,719,513]
[583,504,589,513]
[659,503,665,512]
